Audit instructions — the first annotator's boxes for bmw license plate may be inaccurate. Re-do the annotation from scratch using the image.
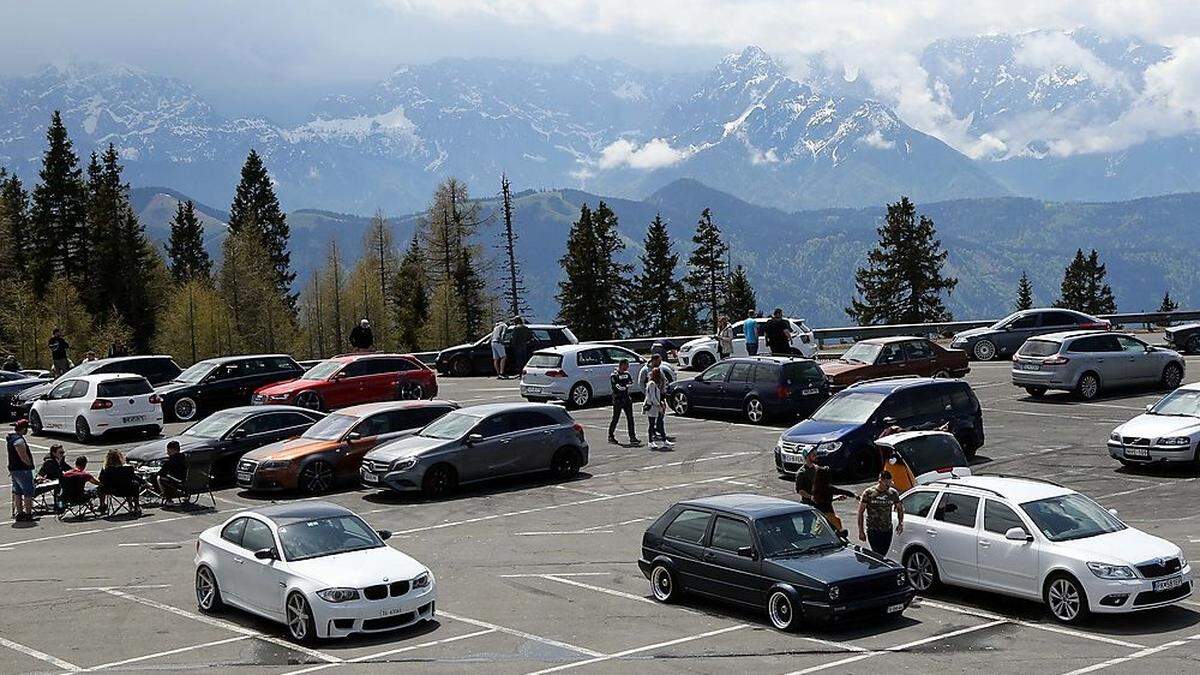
[1153,576,1183,592]
[1021,363,1041,371]
[1124,447,1151,459]
[122,414,145,424]
[887,603,904,614]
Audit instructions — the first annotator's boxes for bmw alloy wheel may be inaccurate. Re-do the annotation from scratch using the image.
[286,593,313,642]
[196,566,221,611]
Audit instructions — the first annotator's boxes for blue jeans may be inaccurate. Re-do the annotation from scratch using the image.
[746,342,758,356]
[647,414,666,442]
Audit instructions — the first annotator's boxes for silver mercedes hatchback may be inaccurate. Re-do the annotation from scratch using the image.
[1011,331,1184,400]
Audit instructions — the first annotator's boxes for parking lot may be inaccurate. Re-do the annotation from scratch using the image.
[2,358,1199,674]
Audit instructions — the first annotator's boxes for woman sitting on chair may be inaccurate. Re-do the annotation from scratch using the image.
[98,450,140,513]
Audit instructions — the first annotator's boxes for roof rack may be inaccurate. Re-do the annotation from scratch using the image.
[976,473,1066,488]
[846,375,926,389]
[927,478,1005,498]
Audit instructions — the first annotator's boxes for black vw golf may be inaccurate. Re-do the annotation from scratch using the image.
[640,494,913,630]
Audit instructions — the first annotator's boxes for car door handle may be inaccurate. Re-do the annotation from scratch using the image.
[703,552,716,561]
[978,541,990,548]
[925,529,938,536]
[233,557,245,565]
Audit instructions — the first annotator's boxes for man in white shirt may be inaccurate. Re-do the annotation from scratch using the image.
[490,321,508,379]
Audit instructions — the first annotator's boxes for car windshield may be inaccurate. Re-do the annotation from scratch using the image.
[1020,493,1126,542]
[810,391,885,424]
[173,361,215,384]
[56,361,103,382]
[839,343,881,365]
[182,410,246,438]
[277,514,383,561]
[303,413,358,440]
[419,411,480,440]
[1147,389,1200,418]
[755,509,842,557]
[302,361,342,380]
[895,435,968,474]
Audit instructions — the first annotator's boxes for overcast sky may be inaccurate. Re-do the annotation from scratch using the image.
[3,1,1200,153]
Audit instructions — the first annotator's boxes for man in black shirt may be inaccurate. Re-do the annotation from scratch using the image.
[608,359,640,446]
[764,308,793,355]
[48,329,70,376]
[795,449,854,529]
[508,317,532,371]
[349,319,374,352]
[156,440,188,500]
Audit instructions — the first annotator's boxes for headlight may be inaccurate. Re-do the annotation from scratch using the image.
[828,585,840,600]
[815,441,842,454]
[1158,436,1192,446]
[141,458,164,468]
[1109,431,1121,442]
[257,460,291,470]
[412,572,431,589]
[268,393,291,401]
[392,457,418,472]
[1086,562,1136,580]
[316,588,360,603]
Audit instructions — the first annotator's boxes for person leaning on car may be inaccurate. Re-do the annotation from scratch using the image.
[795,449,855,529]
[508,317,532,371]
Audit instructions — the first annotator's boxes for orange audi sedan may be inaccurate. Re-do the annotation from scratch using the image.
[236,400,458,494]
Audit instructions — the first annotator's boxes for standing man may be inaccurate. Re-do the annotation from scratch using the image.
[744,310,759,356]
[637,353,676,390]
[608,359,640,446]
[489,320,508,379]
[349,319,374,352]
[764,308,793,356]
[48,328,70,376]
[508,317,532,373]
[8,419,35,522]
[857,470,904,556]
[795,449,855,529]
[716,315,733,360]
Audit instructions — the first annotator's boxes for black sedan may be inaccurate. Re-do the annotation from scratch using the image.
[0,371,50,420]
[1165,322,1200,354]
[434,324,577,377]
[155,354,304,422]
[667,357,829,424]
[949,308,1109,361]
[639,494,913,630]
[126,405,323,483]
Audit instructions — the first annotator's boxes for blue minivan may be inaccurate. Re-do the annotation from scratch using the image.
[773,377,984,479]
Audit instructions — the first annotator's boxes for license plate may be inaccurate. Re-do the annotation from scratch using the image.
[236,471,253,483]
[802,388,819,396]
[525,386,541,393]
[887,603,904,614]
[781,451,802,463]
[1124,447,1151,459]
[1021,363,1041,371]
[122,414,145,424]
[360,468,379,484]
[1153,576,1183,592]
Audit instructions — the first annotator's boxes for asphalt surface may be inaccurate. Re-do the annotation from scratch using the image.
[2,358,1199,674]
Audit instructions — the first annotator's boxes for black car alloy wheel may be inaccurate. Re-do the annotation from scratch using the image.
[973,340,997,361]
[671,392,689,415]
[767,590,798,631]
[174,396,198,421]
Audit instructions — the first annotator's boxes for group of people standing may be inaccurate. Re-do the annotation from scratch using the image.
[794,448,904,556]
[714,308,796,360]
[3,328,134,378]
[608,354,675,450]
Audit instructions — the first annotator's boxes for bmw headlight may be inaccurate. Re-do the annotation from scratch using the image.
[1086,562,1136,580]
[412,572,431,589]
[1158,436,1192,446]
[392,457,418,472]
[316,588,360,603]
[257,460,291,470]
[828,585,840,600]
[815,441,842,454]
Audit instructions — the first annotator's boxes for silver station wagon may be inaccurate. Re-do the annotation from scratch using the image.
[1011,331,1184,400]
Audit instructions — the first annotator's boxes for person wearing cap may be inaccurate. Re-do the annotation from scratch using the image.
[7,419,36,521]
[349,319,374,352]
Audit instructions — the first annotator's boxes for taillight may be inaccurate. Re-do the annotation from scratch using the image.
[149,394,162,405]
[91,398,113,410]
[547,370,568,378]
[572,422,585,440]
[936,466,952,473]
[1043,356,1070,365]
[776,385,791,399]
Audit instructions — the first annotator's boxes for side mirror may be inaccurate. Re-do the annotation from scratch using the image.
[1004,527,1033,542]
[1145,404,1153,412]
[231,428,248,439]
[837,529,850,540]
[882,417,896,426]
[736,546,756,559]
[1107,508,1119,517]
[377,529,392,541]
[40,394,49,400]
[1145,345,1154,353]
[887,456,898,465]
[253,548,277,561]
[347,431,362,441]
[466,433,483,445]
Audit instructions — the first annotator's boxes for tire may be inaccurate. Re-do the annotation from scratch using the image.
[671,392,690,416]
[195,565,224,613]
[421,464,457,498]
[744,396,767,424]
[973,340,997,361]
[1161,363,1184,390]
[1075,372,1101,401]
[1186,334,1200,355]
[568,382,592,409]
[397,381,424,400]
[551,447,582,479]
[75,417,92,443]
[955,431,978,459]
[1045,574,1089,624]
[691,351,715,371]
[767,590,799,632]
[295,391,324,411]
[1025,386,1047,398]
[28,410,43,435]
[904,548,940,593]
[649,564,680,603]
[298,460,335,495]
[932,370,950,379]
[173,396,199,422]
[450,356,472,377]
[285,592,317,644]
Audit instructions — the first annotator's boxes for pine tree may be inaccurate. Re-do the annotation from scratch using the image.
[1158,290,1179,314]
[421,179,488,344]
[393,232,429,351]
[166,200,212,283]
[684,208,730,333]
[1055,248,1116,315]
[555,202,630,340]
[723,265,757,320]
[29,111,88,294]
[631,214,692,336]
[155,279,235,364]
[228,150,295,310]
[345,211,399,349]
[498,174,529,319]
[219,229,294,353]
[0,171,31,281]
[1015,271,1034,311]
[321,239,347,354]
[846,196,957,325]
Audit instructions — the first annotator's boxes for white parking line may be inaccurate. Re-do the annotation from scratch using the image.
[514,517,650,536]
[590,451,757,478]
[69,584,173,591]
[785,619,1008,674]
[438,610,605,658]
[1097,477,1198,500]
[82,635,251,671]
[541,574,656,605]
[551,484,611,498]
[1059,632,1200,675]
[525,624,748,675]
[499,573,612,578]
[0,636,81,671]
[919,599,1146,649]
[281,628,497,675]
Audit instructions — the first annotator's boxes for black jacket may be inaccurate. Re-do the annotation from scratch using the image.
[349,325,374,349]
[610,370,634,402]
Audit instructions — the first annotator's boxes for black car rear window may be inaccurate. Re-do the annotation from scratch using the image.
[97,379,152,397]
[782,361,824,385]
[1019,340,1060,357]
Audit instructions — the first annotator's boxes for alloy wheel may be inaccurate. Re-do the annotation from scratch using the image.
[552,449,580,478]
[768,591,795,630]
[1163,364,1183,389]
[286,594,312,642]
[301,462,334,494]
[1047,578,1082,622]
[196,567,217,610]
[906,551,936,592]
[174,397,198,421]
[650,565,674,602]
[399,382,424,400]
[1078,374,1100,400]
[296,392,322,411]
[75,418,91,442]
[672,393,689,415]
[570,384,591,407]
[933,370,950,379]
[973,340,996,361]
[1188,335,1200,355]
[745,398,765,424]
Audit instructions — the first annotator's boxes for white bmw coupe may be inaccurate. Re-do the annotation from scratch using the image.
[195,502,435,642]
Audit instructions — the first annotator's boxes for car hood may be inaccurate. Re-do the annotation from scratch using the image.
[680,337,714,351]
[154,381,196,396]
[782,419,862,444]
[1165,322,1200,335]
[1114,414,1200,439]
[364,435,452,463]
[126,436,219,463]
[15,381,54,402]
[285,546,427,588]
[0,378,45,393]
[763,545,899,584]
[820,362,867,381]
[1051,527,1182,567]
[255,378,318,395]
[437,343,474,359]
[242,437,337,462]
[951,327,992,341]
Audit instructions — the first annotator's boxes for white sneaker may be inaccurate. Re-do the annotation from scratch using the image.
[649,441,661,449]
[662,440,674,448]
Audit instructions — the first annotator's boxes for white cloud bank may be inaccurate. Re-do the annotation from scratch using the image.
[598,137,691,170]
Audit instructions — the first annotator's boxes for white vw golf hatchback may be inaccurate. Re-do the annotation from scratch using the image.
[29,373,163,441]
[195,502,435,642]
[889,476,1191,624]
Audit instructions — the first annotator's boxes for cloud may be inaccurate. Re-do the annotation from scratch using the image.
[598,137,690,170]
[1014,31,1131,91]
[858,129,895,150]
